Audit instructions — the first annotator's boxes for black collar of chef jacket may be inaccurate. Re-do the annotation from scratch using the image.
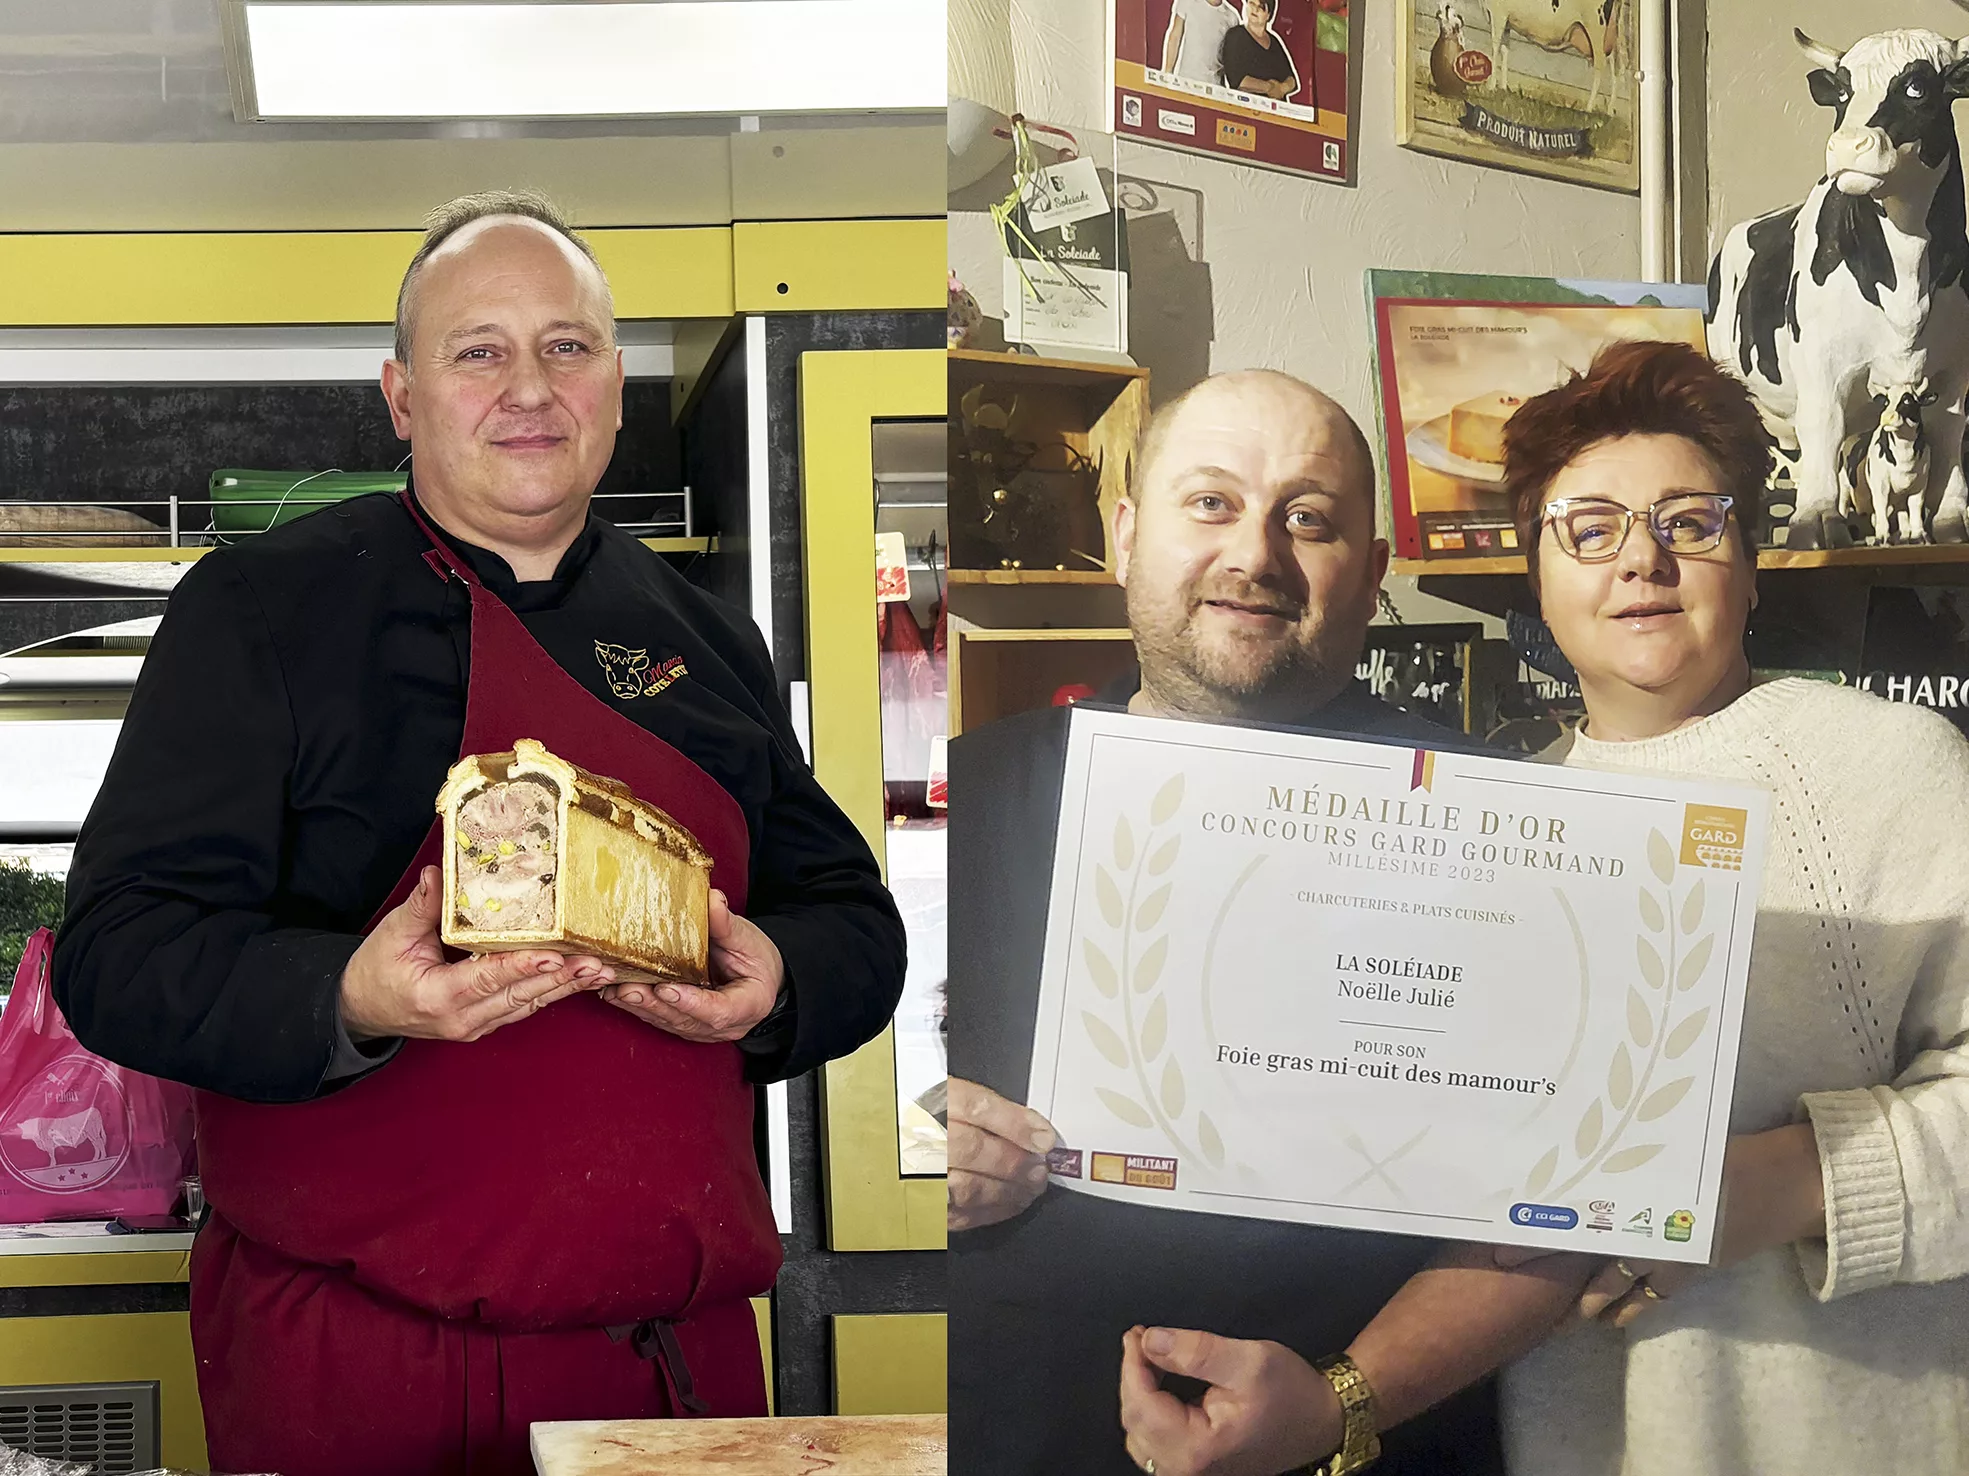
[1098,664,1390,718]
[403,479,606,614]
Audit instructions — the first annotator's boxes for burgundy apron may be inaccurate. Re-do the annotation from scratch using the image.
[190,497,782,1476]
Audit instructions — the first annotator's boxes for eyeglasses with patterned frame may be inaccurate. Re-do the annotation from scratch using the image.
[1540,492,1738,563]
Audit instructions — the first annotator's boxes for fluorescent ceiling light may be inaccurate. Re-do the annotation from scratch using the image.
[226,1,945,120]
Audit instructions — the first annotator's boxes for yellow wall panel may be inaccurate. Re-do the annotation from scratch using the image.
[0,220,932,326]
[733,220,945,313]
[0,1249,191,1289]
[0,232,415,326]
[0,1313,206,1470]
[0,227,735,327]
[831,1313,947,1415]
[752,1294,775,1416]
[589,228,734,319]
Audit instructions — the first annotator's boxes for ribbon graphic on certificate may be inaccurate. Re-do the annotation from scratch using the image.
[1027,708,1770,1264]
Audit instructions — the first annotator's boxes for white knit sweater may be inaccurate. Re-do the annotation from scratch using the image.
[1501,679,1969,1476]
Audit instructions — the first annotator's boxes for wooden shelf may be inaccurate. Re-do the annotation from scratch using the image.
[957,626,1132,643]
[950,625,1133,734]
[0,546,203,563]
[948,568,1116,586]
[1393,544,1969,577]
[0,536,716,565]
[1391,556,1525,576]
[948,347,1149,391]
[949,352,1146,577]
[1754,543,1969,569]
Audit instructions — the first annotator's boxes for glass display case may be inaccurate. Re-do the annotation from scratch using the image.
[872,421,947,1179]
[797,346,945,1251]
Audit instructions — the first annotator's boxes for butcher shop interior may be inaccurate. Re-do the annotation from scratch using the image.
[0,3,946,1472]
[9,0,1969,1469]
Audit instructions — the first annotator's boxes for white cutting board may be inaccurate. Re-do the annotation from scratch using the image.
[530,1414,946,1475]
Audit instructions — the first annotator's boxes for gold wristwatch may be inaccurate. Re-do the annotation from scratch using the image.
[1302,1353,1381,1476]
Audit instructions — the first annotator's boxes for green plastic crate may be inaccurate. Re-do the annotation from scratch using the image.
[209,469,408,536]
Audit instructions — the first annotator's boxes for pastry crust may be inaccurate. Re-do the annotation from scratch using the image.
[437,739,714,985]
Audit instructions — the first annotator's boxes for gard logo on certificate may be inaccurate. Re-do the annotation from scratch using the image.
[1027,708,1770,1265]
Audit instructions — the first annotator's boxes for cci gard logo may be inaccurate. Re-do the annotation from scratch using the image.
[1679,804,1747,871]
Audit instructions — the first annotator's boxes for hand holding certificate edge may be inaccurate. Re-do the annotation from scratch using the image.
[948,1077,1060,1232]
[1494,1121,1830,1326]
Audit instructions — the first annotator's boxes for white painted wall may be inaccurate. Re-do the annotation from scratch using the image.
[950,0,1648,627]
[964,1,1969,407]
[952,0,1643,430]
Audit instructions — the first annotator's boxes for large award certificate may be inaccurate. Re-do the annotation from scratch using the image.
[1027,707,1770,1264]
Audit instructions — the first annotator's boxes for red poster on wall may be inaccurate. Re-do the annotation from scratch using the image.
[1108,0,1359,182]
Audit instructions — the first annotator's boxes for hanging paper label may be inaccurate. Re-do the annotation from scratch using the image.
[1020,156,1111,233]
[1001,202,1130,354]
[876,530,910,603]
[926,735,949,808]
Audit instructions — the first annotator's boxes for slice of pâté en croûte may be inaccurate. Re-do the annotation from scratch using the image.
[437,739,713,985]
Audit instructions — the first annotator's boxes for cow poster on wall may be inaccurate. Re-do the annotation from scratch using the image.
[1396,0,1639,192]
[1107,0,1363,183]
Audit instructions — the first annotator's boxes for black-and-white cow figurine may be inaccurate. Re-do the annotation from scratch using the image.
[1840,374,1939,544]
[1707,27,1969,549]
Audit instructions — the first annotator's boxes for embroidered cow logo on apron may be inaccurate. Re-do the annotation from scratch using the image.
[595,641,688,700]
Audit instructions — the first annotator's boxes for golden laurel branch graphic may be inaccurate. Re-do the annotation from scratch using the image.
[1520,827,1714,1199]
[1078,772,1227,1170]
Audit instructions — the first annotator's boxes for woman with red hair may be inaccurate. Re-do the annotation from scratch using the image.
[1116,341,1969,1476]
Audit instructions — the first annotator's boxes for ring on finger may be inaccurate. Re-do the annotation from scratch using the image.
[1613,1259,1639,1281]
[1143,1461,1157,1475]
[1638,1280,1666,1301]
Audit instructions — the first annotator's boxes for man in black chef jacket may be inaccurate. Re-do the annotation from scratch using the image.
[948,370,1513,1475]
[54,190,906,1475]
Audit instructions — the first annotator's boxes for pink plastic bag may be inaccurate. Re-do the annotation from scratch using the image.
[0,929,196,1223]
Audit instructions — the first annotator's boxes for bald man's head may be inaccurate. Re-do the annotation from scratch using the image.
[1113,369,1389,722]
[378,190,625,542]
[394,189,614,366]
[1133,371,1377,526]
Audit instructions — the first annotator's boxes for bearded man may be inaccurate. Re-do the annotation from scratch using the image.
[945,371,1504,1474]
